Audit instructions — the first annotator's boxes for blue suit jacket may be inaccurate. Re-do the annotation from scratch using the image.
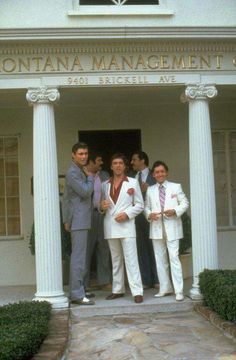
[141,169,156,200]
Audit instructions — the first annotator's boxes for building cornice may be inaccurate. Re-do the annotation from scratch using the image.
[0,39,236,56]
[1,27,236,42]
[1,39,236,55]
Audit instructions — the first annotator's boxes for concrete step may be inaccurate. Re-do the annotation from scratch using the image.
[70,288,201,318]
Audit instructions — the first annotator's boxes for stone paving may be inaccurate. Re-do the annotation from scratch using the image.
[65,310,236,360]
[1,285,236,359]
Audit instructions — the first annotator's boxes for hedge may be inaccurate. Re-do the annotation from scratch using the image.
[199,269,236,322]
[0,301,51,360]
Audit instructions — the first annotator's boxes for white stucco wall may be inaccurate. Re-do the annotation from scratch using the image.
[0,107,35,285]
[218,231,236,270]
[1,0,236,29]
[0,88,235,285]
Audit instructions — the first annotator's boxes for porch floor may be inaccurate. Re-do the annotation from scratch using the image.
[0,278,195,316]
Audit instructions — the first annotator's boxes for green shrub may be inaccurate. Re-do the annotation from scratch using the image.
[199,269,236,322]
[0,301,51,360]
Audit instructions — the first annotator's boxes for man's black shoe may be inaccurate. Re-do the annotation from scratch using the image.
[71,297,95,305]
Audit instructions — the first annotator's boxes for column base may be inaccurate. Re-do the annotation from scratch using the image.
[189,285,203,300]
[33,293,69,309]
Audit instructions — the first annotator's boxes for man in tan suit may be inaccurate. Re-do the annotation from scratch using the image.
[144,160,189,301]
[101,153,144,303]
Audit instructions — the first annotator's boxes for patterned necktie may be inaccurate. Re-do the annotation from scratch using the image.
[138,171,142,187]
[93,173,102,209]
[159,184,165,211]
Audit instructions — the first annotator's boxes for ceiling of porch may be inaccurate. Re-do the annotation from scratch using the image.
[0,85,236,109]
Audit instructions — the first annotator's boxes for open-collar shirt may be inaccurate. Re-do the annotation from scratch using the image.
[108,176,129,204]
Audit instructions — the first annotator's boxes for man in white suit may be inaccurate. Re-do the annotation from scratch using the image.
[101,153,144,303]
[144,160,189,301]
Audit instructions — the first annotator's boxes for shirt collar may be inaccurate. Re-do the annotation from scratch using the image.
[108,176,129,184]
[140,167,149,177]
[157,180,167,189]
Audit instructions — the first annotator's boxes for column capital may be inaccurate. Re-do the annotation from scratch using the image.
[26,87,60,105]
[181,84,217,102]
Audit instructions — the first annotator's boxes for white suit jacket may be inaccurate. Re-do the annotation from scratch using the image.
[144,181,189,241]
[102,177,144,239]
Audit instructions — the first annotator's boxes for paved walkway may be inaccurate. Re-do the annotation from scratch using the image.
[0,285,235,359]
[65,310,236,360]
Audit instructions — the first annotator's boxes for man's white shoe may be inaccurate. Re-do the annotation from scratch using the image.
[154,291,173,298]
[175,293,184,301]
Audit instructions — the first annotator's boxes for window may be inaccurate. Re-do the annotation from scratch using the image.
[0,136,21,237]
[69,0,172,16]
[80,0,158,4]
[213,130,236,228]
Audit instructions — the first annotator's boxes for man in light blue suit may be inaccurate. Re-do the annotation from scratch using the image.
[62,142,95,305]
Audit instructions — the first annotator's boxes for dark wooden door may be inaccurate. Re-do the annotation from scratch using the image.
[79,129,141,174]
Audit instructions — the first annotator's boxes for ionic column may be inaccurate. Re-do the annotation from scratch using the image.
[183,84,218,299]
[27,87,68,308]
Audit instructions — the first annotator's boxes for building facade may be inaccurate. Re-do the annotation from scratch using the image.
[0,0,236,307]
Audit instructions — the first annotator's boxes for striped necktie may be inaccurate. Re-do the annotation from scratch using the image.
[159,184,165,211]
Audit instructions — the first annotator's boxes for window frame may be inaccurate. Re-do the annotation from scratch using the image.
[0,135,23,240]
[68,0,173,16]
[213,129,236,231]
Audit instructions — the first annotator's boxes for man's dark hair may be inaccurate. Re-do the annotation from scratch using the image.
[132,150,149,166]
[111,153,129,168]
[151,160,169,173]
[88,151,103,163]
[72,142,88,154]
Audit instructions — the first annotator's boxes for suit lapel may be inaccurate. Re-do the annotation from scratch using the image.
[113,180,128,210]
[155,182,169,210]
[106,182,115,206]
[154,184,161,209]
[164,182,172,209]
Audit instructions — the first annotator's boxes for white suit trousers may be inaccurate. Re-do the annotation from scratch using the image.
[152,237,183,294]
[108,237,143,297]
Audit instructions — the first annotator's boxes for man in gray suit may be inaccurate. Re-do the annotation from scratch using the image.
[84,152,112,290]
[62,142,95,305]
[131,151,158,289]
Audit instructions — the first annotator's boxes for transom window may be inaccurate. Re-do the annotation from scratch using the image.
[213,130,236,229]
[0,136,21,238]
[69,0,172,16]
[80,0,158,4]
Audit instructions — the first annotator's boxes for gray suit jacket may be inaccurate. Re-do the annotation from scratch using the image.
[99,170,110,183]
[62,161,94,231]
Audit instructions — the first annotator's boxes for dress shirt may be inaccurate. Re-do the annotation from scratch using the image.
[108,176,129,204]
[93,172,102,209]
[135,167,149,183]
[156,180,168,190]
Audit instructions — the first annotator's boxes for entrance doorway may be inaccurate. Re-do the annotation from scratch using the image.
[79,129,141,174]
[79,129,141,284]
